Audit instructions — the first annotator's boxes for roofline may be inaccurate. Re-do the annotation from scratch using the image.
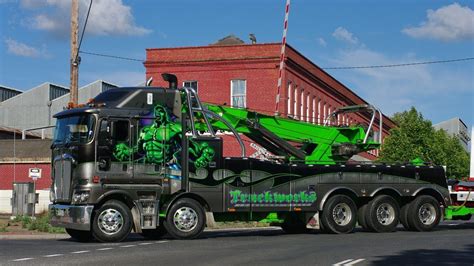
[146,42,280,52]
[0,82,69,105]
[0,84,23,93]
[51,80,119,102]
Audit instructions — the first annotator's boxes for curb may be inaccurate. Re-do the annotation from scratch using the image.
[0,233,69,240]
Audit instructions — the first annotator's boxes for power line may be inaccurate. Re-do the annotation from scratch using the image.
[79,50,474,70]
[77,0,93,59]
[79,51,144,62]
[322,57,474,70]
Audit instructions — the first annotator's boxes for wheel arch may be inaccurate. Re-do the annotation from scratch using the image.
[162,192,210,215]
[318,187,359,211]
[96,190,135,209]
[412,187,448,206]
[371,187,403,203]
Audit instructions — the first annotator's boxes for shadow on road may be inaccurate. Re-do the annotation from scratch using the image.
[371,244,474,265]
[55,221,474,243]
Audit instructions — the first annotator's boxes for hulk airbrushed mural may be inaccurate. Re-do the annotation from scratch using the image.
[111,104,215,178]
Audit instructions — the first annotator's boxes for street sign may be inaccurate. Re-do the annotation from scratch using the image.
[28,168,42,180]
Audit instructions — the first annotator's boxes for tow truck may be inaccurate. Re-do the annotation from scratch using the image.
[50,74,455,242]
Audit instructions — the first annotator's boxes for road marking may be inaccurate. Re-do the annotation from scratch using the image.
[346,259,366,265]
[43,254,63,258]
[139,242,153,246]
[155,240,169,244]
[448,223,458,226]
[334,259,354,265]
[334,258,366,266]
[97,247,114,251]
[120,244,137,248]
[11,258,34,262]
[71,250,90,254]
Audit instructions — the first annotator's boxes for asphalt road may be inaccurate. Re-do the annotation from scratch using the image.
[1,221,473,266]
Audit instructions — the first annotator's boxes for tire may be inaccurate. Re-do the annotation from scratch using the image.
[399,202,412,230]
[357,203,370,231]
[92,200,133,242]
[66,228,93,242]
[407,195,441,232]
[320,195,357,234]
[365,195,400,233]
[141,225,167,239]
[281,213,307,234]
[163,198,206,239]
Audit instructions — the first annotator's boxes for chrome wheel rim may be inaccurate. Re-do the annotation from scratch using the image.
[173,207,198,232]
[98,208,124,235]
[418,203,436,225]
[376,203,395,225]
[332,203,352,226]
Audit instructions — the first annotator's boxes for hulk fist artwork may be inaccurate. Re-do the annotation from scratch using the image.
[112,104,215,169]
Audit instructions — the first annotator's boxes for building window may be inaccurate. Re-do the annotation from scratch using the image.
[300,89,304,120]
[312,97,316,124]
[183,81,198,92]
[287,82,292,116]
[294,86,298,119]
[231,79,246,108]
[306,93,310,122]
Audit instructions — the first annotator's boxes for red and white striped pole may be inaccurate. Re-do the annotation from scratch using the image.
[275,0,291,116]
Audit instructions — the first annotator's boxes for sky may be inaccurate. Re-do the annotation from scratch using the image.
[0,0,473,127]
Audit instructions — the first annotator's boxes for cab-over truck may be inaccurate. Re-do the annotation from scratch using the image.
[50,74,452,242]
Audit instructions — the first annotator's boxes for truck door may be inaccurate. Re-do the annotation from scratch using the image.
[187,137,223,212]
[96,118,133,183]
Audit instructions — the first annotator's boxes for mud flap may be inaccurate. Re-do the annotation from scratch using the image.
[206,212,216,228]
[305,212,320,230]
[131,205,142,233]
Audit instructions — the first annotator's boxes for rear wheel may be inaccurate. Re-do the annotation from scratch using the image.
[407,195,441,232]
[357,203,370,231]
[399,202,412,230]
[164,198,206,239]
[92,200,133,242]
[281,213,307,234]
[66,228,93,242]
[365,195,400,233]
[320,195,357,234]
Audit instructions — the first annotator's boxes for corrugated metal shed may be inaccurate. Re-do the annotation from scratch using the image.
[0,80,118,137]
[0,85,22,102]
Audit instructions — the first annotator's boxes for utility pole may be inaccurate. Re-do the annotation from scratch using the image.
[70,0,79,106]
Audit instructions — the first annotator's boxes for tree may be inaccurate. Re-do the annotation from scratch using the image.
[379,107,469,179]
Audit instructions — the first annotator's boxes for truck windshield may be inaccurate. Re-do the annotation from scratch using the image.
[53,115,95,145]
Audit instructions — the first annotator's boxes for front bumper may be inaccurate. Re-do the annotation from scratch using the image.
[49,204,94,231]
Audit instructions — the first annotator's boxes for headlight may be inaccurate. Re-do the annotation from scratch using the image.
[72,191,90,204]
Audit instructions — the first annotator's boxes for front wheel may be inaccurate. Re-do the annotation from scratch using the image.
[407,195,441,232]
[92,200,133,242]
[164,198,206,239]
[320,195,357,234]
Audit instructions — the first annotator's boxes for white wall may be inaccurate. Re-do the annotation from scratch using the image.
[0,189,51,215]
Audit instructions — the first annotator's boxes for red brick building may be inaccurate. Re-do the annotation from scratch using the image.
[144,40,396,160]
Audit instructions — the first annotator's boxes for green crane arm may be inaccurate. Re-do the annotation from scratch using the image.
[202,104,380,164]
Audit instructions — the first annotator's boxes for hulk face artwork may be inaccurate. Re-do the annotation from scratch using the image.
[112,104,215,170]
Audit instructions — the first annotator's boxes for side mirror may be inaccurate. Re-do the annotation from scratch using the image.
[98,157,111,171]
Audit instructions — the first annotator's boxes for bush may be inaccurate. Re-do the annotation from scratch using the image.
[11,213,65,233]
